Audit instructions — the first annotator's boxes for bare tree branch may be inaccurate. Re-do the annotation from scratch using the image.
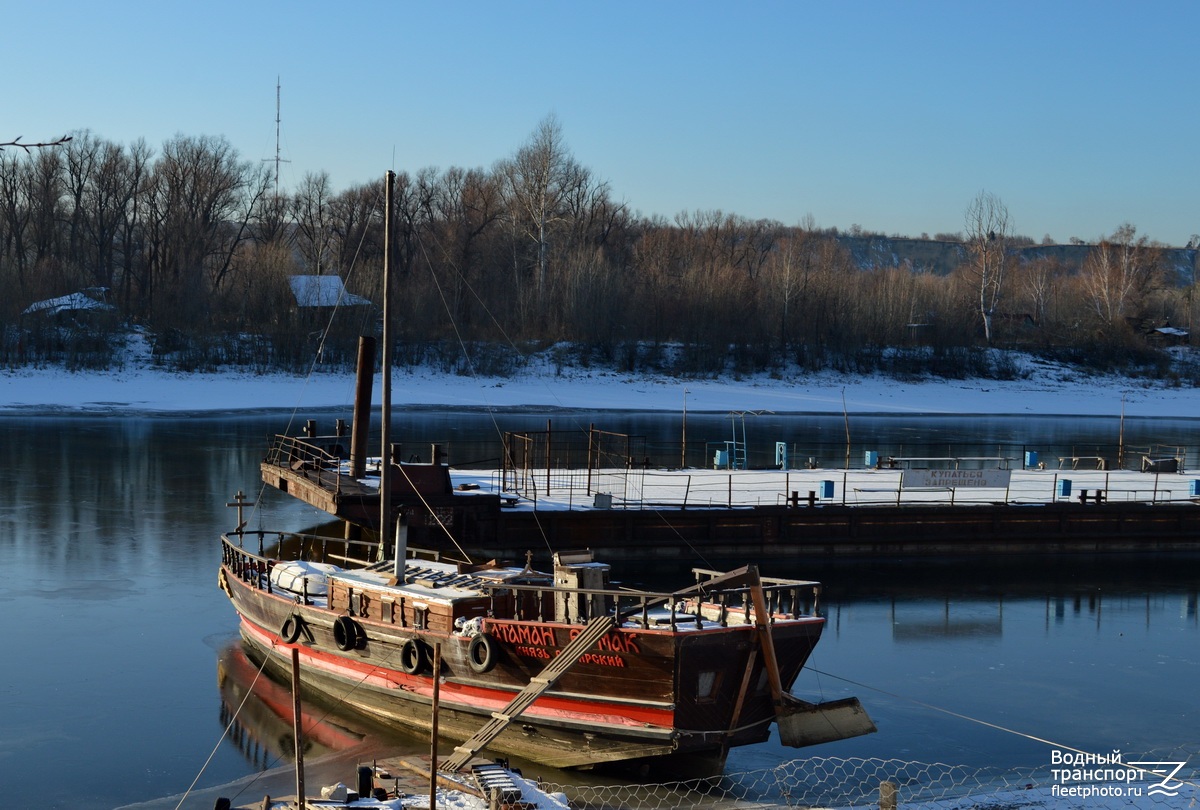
[0,135,73,152]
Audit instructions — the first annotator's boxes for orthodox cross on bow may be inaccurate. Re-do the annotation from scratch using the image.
[226,490,256,533]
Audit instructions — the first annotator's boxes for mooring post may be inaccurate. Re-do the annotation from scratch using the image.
[348,336,375,479]
[290,647,306,810]
[880,779,898,810]
[430,642,442,809]
[586,424,594,495]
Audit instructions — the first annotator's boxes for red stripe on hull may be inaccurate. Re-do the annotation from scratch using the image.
[240,617,675,730]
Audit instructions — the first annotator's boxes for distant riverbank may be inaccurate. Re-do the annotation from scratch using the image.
[1,359,1197,418]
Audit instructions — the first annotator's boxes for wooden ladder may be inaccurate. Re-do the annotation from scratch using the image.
[440,614,617,773]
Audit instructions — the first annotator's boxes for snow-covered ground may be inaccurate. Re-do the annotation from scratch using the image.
[0,355,1196,417]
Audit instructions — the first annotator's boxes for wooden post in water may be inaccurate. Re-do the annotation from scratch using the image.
[430,642,442,809]
[586,424,595,495]
[681,388,688,469]
[842,387,852,471]
[290,647,306,810]
[349,336,376,479]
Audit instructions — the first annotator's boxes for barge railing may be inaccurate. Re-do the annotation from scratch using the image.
[264,434,346,495]
[486,466,1199,509]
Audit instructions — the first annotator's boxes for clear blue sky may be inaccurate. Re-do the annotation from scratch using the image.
[6,1,1198,245]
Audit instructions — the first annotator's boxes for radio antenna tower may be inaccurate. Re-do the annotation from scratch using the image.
[265,76,290,196]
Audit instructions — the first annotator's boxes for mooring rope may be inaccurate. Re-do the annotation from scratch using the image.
[804,665,1199,789]
[173,643,273,809]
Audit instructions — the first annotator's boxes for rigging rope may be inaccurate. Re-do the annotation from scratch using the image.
[804,665,1200,789]
[243,185,384,533]
[173,643,273,809]
[413,223,716,568]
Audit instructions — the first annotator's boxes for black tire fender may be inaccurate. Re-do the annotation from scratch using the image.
[281,615,303,644]
[333,615,361,651]
[467,633,497,674]
[400,638,426,674]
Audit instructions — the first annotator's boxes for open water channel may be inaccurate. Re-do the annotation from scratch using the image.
[1,410,1198,808]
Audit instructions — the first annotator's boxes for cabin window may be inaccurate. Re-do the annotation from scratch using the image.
[697,671,720,702]
[414,607,427,630]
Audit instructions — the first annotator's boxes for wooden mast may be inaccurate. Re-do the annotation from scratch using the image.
[378,170,395,560]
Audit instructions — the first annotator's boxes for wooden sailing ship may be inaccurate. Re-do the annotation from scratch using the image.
[218,535,870,772]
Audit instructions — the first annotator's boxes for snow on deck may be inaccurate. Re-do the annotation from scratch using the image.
[447,465,1198,511]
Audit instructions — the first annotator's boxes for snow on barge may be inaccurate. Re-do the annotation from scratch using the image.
[259,423,1200,564]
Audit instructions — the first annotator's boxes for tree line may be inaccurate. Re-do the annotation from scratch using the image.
[2,118,1196,379]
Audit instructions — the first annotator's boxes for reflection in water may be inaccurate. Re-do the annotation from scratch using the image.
[891,599,1004,640]
[216,643,369,771]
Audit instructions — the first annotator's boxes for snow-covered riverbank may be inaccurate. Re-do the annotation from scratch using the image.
[1,360,1196,418]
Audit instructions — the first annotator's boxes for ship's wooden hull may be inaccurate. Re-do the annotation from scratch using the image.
[220,561,824,773]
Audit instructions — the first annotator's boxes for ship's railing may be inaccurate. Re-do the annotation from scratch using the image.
[263,434,346,494]
[220,529,397,604]
[221,530,822,625]
[483,578,822,629]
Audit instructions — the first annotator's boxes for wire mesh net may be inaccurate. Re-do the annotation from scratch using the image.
[538,755,1199,809]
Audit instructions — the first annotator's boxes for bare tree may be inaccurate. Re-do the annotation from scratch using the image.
[498,114,591,320]
[292,171,336,274]
[143,134,260,322]
[0,152,34,290]
[1013,255,1058,328]
[964,191,1011,343]
[77,135,143,290]
[1080,223,1161,326]
[427,166,505,330]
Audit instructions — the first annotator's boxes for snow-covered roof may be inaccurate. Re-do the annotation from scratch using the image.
[22,289,116,317]
[288,275,373,308]
[1155,326,1188,337]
